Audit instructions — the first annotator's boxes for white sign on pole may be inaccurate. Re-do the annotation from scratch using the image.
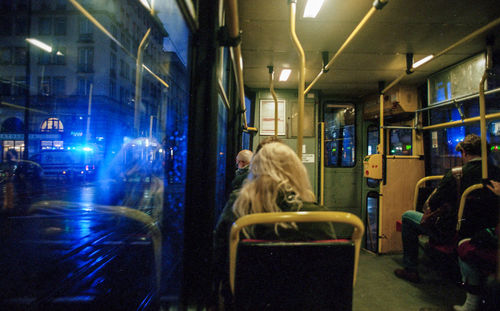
[259,99,286,136]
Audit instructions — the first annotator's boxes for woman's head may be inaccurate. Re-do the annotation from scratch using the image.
[233,142,315,219]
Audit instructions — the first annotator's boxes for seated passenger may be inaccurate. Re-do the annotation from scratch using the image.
[453,180,500,311]
[394,134,500,283]
[231,149,252,190]
[212,142,336,308]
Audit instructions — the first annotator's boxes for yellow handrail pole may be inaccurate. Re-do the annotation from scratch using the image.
[382,16,500,94]
[320,122,325,206]
[268,66,279,137]
[289,0,305,160]
[378,92,384,253]
[412,175,444,210]
[134,28,152,136]
[422,112,500,131]
[379,94,384,155]
[229,211,365,293]
[224,0,248,129]
[304,5,378,95]
[479,44,492,180]
[456,184,484,231]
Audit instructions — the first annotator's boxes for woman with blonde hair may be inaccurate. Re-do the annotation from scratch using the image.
[211,142,336,309]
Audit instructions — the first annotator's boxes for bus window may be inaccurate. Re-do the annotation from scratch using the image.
[324,104,355,167]
[389,129,412,155]
[488,120,500,167]
[367,125,378,156]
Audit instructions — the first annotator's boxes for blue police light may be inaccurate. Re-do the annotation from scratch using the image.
[82,147,93,152]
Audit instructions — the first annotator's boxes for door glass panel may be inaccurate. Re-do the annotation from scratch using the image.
[324,103,355,167]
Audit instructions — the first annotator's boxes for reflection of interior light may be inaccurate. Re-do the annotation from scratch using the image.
[412,55,434,69]
[139,0,151,10]
[26,38,52,53]
[56,51,64,56]
[303,0,325,18]
[279,69,292,81]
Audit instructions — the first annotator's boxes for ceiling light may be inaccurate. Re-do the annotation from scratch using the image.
[279,69,292,81]
[412,55,434,69]
[139,0,151,10]
[303,0,325,18]
[26,38,52,53]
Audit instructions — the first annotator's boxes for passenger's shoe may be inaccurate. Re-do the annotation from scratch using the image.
[394,268,420,283]
[453,293,480,311]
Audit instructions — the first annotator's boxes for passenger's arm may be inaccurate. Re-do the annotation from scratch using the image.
[427,170,456,211]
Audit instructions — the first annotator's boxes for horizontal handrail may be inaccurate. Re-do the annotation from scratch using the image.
[456,184,484,231]
[413,176,444,211]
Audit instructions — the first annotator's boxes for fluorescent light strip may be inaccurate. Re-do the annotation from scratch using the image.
[139,0,151,11]
[412,55,434,69]
[26,38,52,53]
[303,0,325,18]
[279,69,292,81]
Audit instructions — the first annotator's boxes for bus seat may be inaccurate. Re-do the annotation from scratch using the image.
[229,212,364,311]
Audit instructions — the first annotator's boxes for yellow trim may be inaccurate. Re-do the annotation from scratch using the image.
[412,175,444,210]
[29,201,162,290]
[229,211,364,294]
[456,184,484,231]
[289,1,305,160]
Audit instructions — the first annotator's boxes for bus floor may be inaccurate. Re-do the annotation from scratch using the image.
[354,250,464,311]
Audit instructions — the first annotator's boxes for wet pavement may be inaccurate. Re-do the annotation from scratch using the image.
[0,178,184,310]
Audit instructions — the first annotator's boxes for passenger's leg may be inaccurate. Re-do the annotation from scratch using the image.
[394,210,424,283]
[454,243,482,311]
[401,211,424,271]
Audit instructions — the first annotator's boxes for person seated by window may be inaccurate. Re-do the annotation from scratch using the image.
[394,134,500,283]
[453,180,500,311]
[231,149,252,190]
[211,142,336,309]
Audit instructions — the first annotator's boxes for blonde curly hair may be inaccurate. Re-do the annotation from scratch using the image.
[233,142,315,237]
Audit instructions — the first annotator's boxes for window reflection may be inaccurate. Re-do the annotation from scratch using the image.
[0,0,191,301]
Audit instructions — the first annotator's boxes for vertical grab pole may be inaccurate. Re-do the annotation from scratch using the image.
[379,94,384,155]
[378,93,384,253]
[320,122,325,206]
[268,66,279,137]
[479,44,492,180]
[289,0,305,160]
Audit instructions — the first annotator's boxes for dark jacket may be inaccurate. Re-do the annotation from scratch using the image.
[230,166,250,190]
[428,158,499,239]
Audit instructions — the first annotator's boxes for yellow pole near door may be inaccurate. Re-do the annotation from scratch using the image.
[378,93,384,254]
[289,0,305,160]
